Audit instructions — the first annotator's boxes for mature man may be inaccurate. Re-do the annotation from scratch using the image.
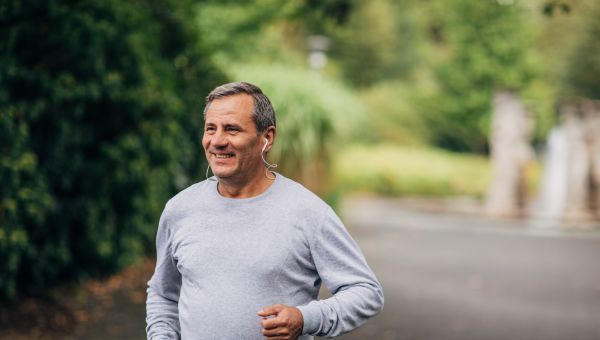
[146,82,383,339]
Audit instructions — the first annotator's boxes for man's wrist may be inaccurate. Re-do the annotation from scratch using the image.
[296,302,321,335]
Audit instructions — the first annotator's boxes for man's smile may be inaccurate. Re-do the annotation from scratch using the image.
[213,153,234,159]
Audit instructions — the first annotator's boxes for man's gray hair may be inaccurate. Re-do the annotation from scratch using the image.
[203,82,276,132]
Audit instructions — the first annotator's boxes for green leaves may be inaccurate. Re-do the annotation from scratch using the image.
[561,1,600,99]
[0,105,54,298]
[425,0,537,153]
[0,0,224,299]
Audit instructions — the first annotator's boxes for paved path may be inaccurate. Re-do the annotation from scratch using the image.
[331,197,600,340]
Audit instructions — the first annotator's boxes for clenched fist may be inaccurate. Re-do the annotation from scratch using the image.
[257,304,304,340]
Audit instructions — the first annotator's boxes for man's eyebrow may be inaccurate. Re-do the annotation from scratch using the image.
[224,123,244,130]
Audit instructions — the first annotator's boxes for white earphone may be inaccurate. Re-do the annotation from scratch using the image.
[261,138,277,179]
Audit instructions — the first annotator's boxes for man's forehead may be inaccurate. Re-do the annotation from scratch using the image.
[205,94,254,122]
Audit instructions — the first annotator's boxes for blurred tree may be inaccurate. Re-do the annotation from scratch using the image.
[555,1,600,221]
[196,0,355,67]
[561,1,600,99]
[542,0,572,16]
[0,0,224,299]
[424,0,536,153]
[329,0,421,87]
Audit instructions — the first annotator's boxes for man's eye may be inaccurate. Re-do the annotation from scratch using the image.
[205,126,215,132]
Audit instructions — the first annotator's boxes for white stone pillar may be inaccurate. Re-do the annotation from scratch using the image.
[560,100,600,222]
[485,91,533,218]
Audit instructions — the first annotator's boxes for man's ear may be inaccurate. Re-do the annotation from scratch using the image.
[263,126,276,152]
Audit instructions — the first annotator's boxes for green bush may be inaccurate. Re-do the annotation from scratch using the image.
[0,108,54,297]
[359,80,434,145]
[334,144,492,197]
[0,0,224,299]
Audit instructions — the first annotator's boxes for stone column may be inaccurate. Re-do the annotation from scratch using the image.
[485,91,533,218]
[535,126,568,221]
[562,99,600,222]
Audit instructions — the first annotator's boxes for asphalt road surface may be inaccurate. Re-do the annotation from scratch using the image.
[330,197,600,340]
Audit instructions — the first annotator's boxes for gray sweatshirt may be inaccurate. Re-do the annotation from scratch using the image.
[146,174,383,339]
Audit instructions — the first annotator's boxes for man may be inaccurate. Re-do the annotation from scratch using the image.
[146,82,383,339]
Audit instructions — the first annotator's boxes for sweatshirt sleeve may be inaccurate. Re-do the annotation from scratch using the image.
[146,205,182,340]
[297,206,384,338]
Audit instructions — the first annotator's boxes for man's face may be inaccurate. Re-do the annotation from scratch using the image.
[202,94,264,182]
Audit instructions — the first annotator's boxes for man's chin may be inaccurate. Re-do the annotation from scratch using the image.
[211,167,235,179]
[212,171,229,178]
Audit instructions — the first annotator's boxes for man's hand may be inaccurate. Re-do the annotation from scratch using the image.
[257,304,303,340]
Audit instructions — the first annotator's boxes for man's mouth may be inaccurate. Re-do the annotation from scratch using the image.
[213,153,234,159]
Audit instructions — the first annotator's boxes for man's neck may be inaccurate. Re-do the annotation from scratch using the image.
[216,171,276,199]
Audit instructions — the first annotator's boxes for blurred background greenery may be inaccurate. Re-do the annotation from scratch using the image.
[1,0,599,302]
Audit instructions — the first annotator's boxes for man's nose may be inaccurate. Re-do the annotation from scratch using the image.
[211,130,228,147]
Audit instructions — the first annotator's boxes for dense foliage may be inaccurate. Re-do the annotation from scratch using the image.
[0,0,224,298]
[196,0,354,67]
[424,0,536,153]
[330,0,421,87]
[335,144,493,197]
[561,1,600,100]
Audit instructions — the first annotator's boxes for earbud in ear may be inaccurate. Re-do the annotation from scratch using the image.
[260,137,277,179]
[261,138,268,153]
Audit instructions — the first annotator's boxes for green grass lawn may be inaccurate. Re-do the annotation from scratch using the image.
[333,144,493,198]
